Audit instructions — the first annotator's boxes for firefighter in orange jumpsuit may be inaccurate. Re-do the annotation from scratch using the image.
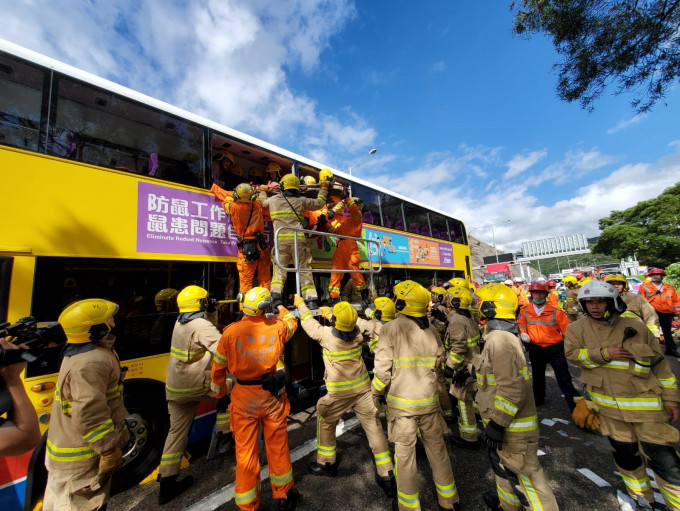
[223,182,271,295]
[640,267,680,357]
[546,280,560,308]
[327,196,369,307]
[211,287,300,511]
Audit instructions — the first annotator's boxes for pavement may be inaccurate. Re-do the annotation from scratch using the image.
[108,352,680,511]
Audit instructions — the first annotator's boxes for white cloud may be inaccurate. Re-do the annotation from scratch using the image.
[534,148,616,185]
[432,60,446,72]
[607,113,648,134]
[503,149,547,179]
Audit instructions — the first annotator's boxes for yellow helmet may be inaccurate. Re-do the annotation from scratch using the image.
[266,162,282,179]
[373,297,396,321]
[359,262,371,270]
[448,277,467,288]
[393,280,430,317]
[446,286,473,309]
[562,275,578,285]
[59,299,119,344]
[319,168,334,181]
[579,276,592,286]
[604,273,628,290]
[332,301,358,332]
[155,288,178,303]
[233,182,257,202]
[248,166,262,178]
[231,164,244,177]
[177,285,208,313]
[475,283,518,320]
[430,286,447,304]
[280,173,300,191]
[302,175,316,185]
[241,287,272,316]
[214,150,235,164]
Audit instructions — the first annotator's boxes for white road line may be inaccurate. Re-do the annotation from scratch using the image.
[185,416,360,511]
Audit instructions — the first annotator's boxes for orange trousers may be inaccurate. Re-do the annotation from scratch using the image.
[329,240,365,299]
[230,385,294,511]
[237,247,271,293]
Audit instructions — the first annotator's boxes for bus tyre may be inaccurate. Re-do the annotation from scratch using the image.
[110,381,169,495]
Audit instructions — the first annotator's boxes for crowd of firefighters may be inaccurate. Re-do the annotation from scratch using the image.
[32,159,680,511]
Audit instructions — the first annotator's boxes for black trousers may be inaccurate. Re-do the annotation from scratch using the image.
[527,341,580,410]
[658,311,678,350]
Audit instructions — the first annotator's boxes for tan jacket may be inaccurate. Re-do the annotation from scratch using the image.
[260,189,328,245]
[428,304,449,342]
[46,344,129,470]
[166,316,222,402]
[565,287,581,314]
[444,310,481,370]
[474,328,538,442]
[356,316,385,352]
[299,304,370,397]
[564,314,679,423]
[372,314,444,417]
[620,290,661,338]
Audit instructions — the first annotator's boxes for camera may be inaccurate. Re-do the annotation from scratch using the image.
[0,316,67,414]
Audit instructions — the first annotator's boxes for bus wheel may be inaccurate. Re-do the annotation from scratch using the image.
[111,381,169,495]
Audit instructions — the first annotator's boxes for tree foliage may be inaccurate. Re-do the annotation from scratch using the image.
[511,0,680,112]
[592,182,680,267]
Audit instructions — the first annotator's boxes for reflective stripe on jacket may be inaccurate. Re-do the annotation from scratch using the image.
[444,309,481,370]
[516,303,569,347]
[620,291,661,337]
[640,282,680,315]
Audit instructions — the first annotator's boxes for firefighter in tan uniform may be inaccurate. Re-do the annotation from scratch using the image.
[442,286,482,449]
[158,285,232,505]
[604,273,661,339]
[357,296,396,353]
[473,283,559,511]
[44,299,129,511]
[372,280,458,511]
[429,286,456,427]
[259,173,330,309]
[563,275,581,322]
[565,280,680,510]
[295,296,396,497]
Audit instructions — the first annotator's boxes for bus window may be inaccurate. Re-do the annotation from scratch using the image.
[429,212,450,241]
[448,218,467,244]
[0,53,44,152]
[403,201,430,236]
[49,76,205,187]
[380,193,404,231]
[352,183,381,226]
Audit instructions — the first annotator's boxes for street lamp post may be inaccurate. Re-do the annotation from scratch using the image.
[473,219,511,263]
[346,148,377,176]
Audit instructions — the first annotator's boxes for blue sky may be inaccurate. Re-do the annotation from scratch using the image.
[3,0,679,253]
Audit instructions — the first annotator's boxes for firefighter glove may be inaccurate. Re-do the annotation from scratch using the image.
[484,420,505,451]
[451,366,471,388]
[443,364,454,380]
[520,333,530,343]
[319,180,330,190]
[319,306,332,319]
[98,448,122,477]
[372,393,386,411]
[327,209,335,220]
[572,396,600,431]
[317,214,327,227]
[293,294,306,308]
[259,185,270,193]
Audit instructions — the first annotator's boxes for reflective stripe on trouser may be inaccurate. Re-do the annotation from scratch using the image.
[270,241,317,299]
[315,391,393,476]
[216,410,231,434]
[329,240,365,299]
[490,440,559,511]
[600,414,680,510]
[231,398,294,511]
[457,397,479,441]
[438,380,454,419]
[388,412,457,510]
[44,464,112,511]
[237,247,272,293]
[159,400,200,477]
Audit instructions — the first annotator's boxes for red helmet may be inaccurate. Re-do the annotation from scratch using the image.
[646,267,666,277]
[575,273,584,279]
[546,280,557,288]
[529,282,548,292]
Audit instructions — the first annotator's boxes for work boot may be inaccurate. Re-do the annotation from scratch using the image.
[277,487,300,511]
[375,470,396,498]
[158,474,194,505]
[216,432,234,454]
[449,435,481,450]
[327,296,340,306]
[666,347,680,357]
[271,292,283,309]
[482,489,501,510]
[652,501,669,510]
[305,299,318,310]
[308,460,339,477]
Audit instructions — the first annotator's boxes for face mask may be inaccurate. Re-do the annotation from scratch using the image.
[652,276,663,282]
[533,298,546,305]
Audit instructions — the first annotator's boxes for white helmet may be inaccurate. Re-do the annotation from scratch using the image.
[513,277,525,283]
[504,279,513,286]
[536,277,546,283]
[578,280,626,314]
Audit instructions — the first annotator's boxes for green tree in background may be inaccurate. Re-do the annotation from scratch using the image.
[511,1,680,112]
[592,182,680,268]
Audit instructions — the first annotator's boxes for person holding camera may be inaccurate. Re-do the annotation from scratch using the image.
[211,287,300,511]
[0,337,40,456]
[158,285,230,505]
[43,299,129,511]
[222,182,271,299]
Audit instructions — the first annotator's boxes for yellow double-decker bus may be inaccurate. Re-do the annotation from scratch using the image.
[0,39,471,510]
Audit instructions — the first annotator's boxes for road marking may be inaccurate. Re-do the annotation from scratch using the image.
[185,416,360,511]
